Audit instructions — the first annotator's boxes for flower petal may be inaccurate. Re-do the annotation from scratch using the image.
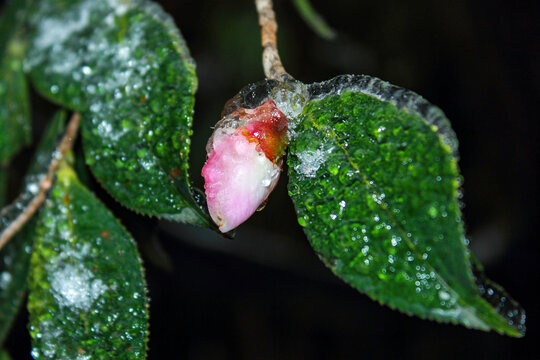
[202,132,280,232]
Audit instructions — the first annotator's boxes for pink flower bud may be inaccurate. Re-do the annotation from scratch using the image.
[202,98,288,232]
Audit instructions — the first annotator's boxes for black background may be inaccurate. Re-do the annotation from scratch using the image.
[1,0,539,359]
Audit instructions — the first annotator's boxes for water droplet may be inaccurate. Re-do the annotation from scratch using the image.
[81,65,92,75]
[0,271,12,290]
[439,290,451,301]
[27,183,39,194]
[361,245,369,256]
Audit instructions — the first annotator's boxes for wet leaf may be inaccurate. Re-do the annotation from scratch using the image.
[0,0,33,166]
[0,111,66,241]
[0,110,65,346]
[28,163,148,359]
[287,74,525,336]
[0,217,36,346]
[25,0,213,227]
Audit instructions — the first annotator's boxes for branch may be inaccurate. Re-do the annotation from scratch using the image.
[255,0,293,81]
[0,112,81,250]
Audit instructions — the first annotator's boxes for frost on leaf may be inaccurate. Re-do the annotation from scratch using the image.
[25,0,209,226]
[293,144,334,178]
[28,165,148,359]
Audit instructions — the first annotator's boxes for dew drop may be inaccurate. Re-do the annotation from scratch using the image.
[439,290,451,301]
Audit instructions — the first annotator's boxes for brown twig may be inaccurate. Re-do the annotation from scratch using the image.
[0,112,81,250]
[255,0,293,81]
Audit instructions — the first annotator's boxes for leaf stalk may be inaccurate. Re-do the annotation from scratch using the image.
[255,0,293,81]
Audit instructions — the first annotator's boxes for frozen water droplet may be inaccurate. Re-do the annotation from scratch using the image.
[0,271,12,290]
[81,65,92,75]
[439,290,451,301]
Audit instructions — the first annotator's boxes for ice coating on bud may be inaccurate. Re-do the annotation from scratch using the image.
[202,98,289,232]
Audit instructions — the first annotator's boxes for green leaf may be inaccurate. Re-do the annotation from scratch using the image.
[25,0,214,227]
[0,110,65,346]
[0,0,32,57]
[292,0,336,40]
[0,349,11,360]
[0,217,36,346]
[0,111,66,240]
[0,0,32,166]
[28,163,149,359]
[287,75,525,336]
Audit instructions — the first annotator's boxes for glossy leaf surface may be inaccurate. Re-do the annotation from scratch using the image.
[0,111,65,346]
[287,75,525,336]
[0,111,66,241]
[0,217,35,346]
[0,0,32,165]
[25,0,212,227]
[28,164,148,359]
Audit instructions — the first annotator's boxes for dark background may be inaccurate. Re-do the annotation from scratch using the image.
[2,0,540,359]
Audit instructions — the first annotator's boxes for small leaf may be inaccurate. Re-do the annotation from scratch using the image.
[287,74,525,336]
[0,0,32,165]
[0,111,66,240]
[292,0,336,40]
[0,217,36,346]
[28,164,148,359]
[25,0,212,227]
[0,111,66,346]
